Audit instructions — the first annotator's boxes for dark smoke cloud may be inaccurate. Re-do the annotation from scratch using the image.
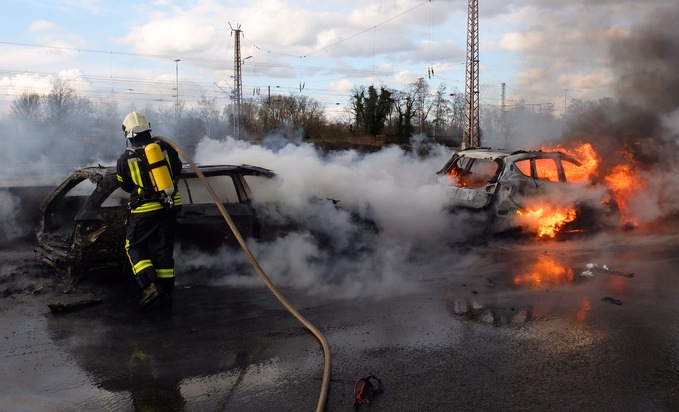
[564,3,679,166]
[556,4,679,224]
[562,99,667,172]
[609,5,679,114]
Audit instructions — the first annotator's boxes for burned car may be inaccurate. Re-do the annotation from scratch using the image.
[36,164,291,277]
[36,164,378,278]
[436,147,620,236]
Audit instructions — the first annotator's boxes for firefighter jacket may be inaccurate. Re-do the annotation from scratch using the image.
[116,136,183,213]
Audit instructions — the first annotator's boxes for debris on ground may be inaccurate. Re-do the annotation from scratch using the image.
[353,375,384,406]
[580,263,634,278]
[48,299,103,314]
[602,297,623,305]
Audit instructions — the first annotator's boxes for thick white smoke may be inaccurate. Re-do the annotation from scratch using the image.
[0,190,23,245]
[175,136,472,298]
[192,136,457,241]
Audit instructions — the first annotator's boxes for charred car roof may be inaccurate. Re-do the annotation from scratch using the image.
[436,147,582,175]
[52,164,276,179]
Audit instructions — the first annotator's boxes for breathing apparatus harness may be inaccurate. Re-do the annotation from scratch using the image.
[126,140,177,210]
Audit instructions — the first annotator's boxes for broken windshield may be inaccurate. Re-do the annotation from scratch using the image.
[450,157,500,188]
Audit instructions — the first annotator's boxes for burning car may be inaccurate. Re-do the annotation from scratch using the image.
[436,147,620,237]
[36,164,306,277]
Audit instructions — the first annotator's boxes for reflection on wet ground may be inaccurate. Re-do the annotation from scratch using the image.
[44,284,321,411]
[3,224,679,410]
[446,248,633,327]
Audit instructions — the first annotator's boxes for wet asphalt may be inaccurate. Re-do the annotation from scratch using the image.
[2,220,679,412]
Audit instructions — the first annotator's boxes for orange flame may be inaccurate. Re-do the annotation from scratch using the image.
[576,298,592,322]
[535,142,645,232]
[602,146,644,227]
[542,142,600,182]
[512,142,599,237]
[604,163,641,213]
[516,206,577,238]
[513,254,574,288]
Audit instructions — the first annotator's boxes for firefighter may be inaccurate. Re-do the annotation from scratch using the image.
[116,111,183,307]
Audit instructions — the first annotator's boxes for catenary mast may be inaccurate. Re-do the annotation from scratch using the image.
[462,0,480,149]
[231,23,244,139]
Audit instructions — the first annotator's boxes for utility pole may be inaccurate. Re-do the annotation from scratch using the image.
[231,23,244,139]
[174,59,180,135]
[462,0,480,149]
[501,82,507,147]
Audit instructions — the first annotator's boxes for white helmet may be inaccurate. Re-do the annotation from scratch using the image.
[122,111,152,138]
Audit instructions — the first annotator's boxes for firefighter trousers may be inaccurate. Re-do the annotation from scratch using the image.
[125,207,178,294]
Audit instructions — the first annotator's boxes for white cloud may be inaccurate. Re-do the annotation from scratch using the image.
[328,78,354,93]
[28,20,64,33]
[119,17,217,55]
[0,73,54,97]
[0,70,92,101]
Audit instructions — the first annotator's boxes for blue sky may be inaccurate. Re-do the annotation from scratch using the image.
[0,0,671,118]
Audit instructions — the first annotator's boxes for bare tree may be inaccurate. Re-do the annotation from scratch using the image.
[245,93,325,139]
[91,98,119,140]
[43,79,77,126]
[409,77,435,136]
[196,93,221,138]
[291,94,325,136]
[10,92,42,122]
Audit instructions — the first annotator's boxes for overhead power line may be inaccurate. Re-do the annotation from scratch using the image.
[241,0,431,58]
[303,0,432,58]
[0,41,222,64]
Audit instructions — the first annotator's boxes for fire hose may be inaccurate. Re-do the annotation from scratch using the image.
[156,136,331,411]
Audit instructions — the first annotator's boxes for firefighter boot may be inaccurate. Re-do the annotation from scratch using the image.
[140,282,162,307]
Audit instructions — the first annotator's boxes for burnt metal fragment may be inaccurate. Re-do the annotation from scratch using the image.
[48,298,103,314]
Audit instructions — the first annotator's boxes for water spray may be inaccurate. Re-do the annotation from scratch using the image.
[156,136,331,411]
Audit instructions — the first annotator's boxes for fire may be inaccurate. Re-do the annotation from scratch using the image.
[447,169,467,187]
[604,163,642,213]
[515,206,577,238]
[513,254,574,288]
[536,141,645,231]
[511,142,598,238]
[576,298,592,322]
[602,146,644,227]
[542,142,599,182]
[605,164,637,193]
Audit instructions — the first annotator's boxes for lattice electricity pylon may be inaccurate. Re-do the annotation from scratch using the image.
[231,23,244,139]
[462,0,480,149]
